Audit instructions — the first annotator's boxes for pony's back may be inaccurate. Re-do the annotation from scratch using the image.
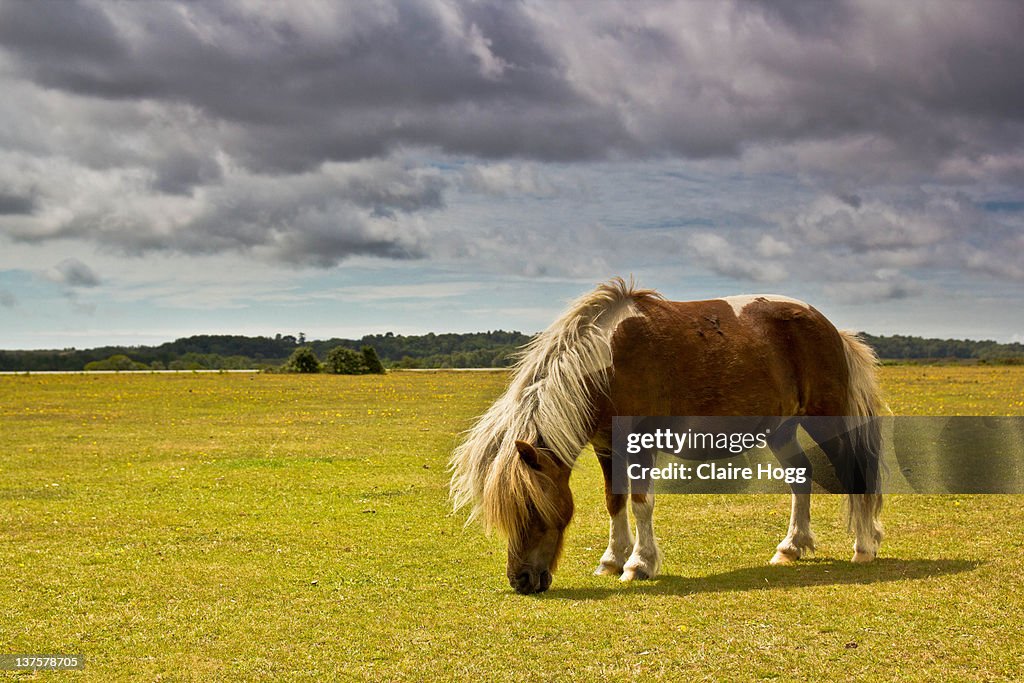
[595,294,856,420]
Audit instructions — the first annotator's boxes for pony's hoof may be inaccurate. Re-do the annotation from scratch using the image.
[620,567,650,582]
[769,549,800,565]
[594,562,623,576]
[851,551,876,564]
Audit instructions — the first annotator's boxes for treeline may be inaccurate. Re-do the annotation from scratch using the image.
[0,330,531,372]
[859,333,1024,362]
[2,330,1021,372]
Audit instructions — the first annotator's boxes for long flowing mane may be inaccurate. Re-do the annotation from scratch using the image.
[449,277,663,538]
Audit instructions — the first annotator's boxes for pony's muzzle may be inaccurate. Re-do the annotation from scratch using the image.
[511,569,552,594]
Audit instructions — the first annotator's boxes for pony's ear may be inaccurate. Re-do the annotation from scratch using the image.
[514,440,542,471]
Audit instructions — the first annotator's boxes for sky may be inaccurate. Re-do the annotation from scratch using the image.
[1,0,1023,349]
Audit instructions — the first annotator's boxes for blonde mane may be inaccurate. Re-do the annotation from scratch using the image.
[448,277,662,539]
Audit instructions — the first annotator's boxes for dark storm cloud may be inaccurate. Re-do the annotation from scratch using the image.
[0,0,613,170]
[0,191,35,215]
[0,0,1022,270]
[838,194,863,210]
[152,151,223,196]
[1,0,1018,168]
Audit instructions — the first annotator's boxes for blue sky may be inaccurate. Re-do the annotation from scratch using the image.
[1,1,1023,348]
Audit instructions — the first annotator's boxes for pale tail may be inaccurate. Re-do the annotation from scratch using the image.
[838,330,885,552]
[448,278,662,539]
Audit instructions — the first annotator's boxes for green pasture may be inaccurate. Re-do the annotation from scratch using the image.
[2,368,1024,680]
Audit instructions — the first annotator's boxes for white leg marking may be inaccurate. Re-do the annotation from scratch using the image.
[850,494,884,563]
[595,507,633,575]
[770,493,816,565]
[621,494,662,582]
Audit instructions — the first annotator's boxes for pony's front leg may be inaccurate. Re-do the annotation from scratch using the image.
[595,452,633,576]
[621,492,662,582]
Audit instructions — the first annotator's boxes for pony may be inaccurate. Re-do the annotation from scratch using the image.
[449,278,884,594]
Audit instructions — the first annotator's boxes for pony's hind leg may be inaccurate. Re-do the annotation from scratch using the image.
[768,421,816,565]
[595,450,633,576]
[802,417,884,563]
[849,493,884,563]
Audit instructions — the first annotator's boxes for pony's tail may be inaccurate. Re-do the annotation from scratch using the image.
[838,330,885,557]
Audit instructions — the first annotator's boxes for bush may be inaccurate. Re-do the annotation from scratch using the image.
[361,346,385,374]
[326,347,364,374]
[284,347,321,373]
[325,346,386,374]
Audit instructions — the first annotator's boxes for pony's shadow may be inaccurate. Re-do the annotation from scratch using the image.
[539,558,980,601]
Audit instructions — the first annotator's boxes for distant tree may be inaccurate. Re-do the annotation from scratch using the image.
[361,346,385,374]
[326,346,365,374]
[284,347,321,373]
[84,354,147,371]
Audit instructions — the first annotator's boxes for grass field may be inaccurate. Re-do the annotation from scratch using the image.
[2,367,1024,681]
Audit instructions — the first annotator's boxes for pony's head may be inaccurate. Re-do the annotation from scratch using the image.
[482,440,574,594]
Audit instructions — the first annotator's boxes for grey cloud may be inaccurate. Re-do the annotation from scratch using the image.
[785,196,954,253]
[0,0,125,65]
[668,183,1023,300]
[1,1,1019,171]
[825,274,924,304]
[0,191,35,215]
[743,191,1024,306]
[0,289,15,307]
[5,159,441,267]
[47,258,100,288]
[270,217,425,268]
[0,0,608,171]
[838,194,863,210]
[431,220,615,279]
[963,241,1024,281]
[152,150,223,196]
[0,0,1022,276]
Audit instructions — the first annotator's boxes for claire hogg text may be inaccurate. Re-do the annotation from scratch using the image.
[611,415,1024,495]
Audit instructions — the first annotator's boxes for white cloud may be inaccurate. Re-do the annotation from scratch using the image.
[461,163,555,197]
[756,235,792,258]
[688,233,787,283]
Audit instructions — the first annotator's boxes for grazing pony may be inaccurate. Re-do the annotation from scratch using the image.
[449,278,884,594]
